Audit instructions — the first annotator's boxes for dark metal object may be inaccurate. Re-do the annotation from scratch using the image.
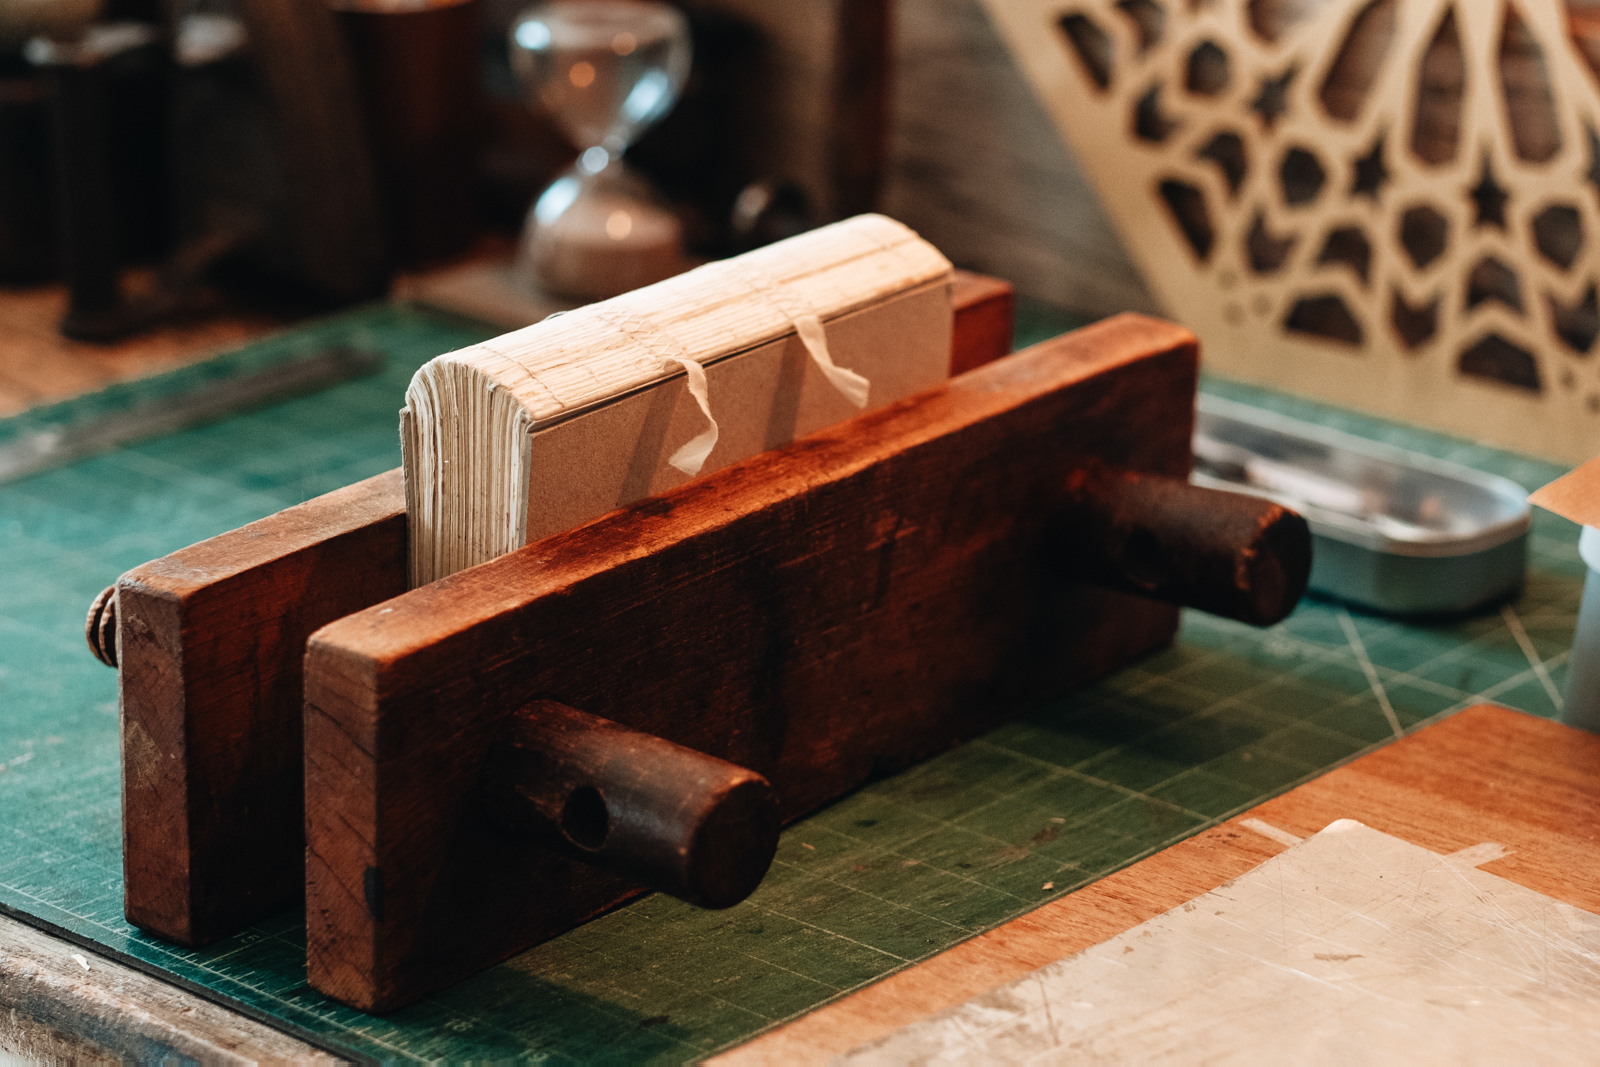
[1066,464,1312,627]
[86,585,117,668]
[27,0,388,342]
[30,25,170,340]
[0,54,55,284]
[335,0,480,269]
[46,53,120,338]
[728,178,814,254]
[485,700,780,910]
[1193,396,1529,617]
[238,0,389,302]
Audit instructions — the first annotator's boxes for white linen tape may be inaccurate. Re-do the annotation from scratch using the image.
[793,313,869,408]
[665,356,718,475]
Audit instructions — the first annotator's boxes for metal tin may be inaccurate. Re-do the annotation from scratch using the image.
[1191,396,1530,617]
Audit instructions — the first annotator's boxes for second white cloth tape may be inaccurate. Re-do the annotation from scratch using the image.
[665,315,871,476]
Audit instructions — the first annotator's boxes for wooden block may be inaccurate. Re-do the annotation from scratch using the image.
[948,269,1014,375]
[117,471,407,945]
[302,313,1199,1011]
[716,704,1600,1064]
[113,278,1017,946]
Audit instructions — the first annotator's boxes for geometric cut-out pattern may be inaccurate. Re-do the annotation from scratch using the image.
[981,0,1600,461]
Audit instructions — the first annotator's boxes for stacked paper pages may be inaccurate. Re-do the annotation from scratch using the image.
[402,214,954,587]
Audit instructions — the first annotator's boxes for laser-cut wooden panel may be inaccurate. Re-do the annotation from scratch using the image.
[979,0,1600,462]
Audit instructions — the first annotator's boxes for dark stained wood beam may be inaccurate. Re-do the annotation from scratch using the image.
[301,313,1209,1011]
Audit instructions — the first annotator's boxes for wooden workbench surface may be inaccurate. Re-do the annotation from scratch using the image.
[719,702,1600,1063]
[0,282,284,418]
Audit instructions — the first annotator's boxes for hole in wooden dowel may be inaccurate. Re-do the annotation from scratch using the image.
[1119,528,1168,591]
[561,786,609,851]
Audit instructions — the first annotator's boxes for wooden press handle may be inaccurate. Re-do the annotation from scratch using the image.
[484,701,780,909]
[1064,465,1311,627]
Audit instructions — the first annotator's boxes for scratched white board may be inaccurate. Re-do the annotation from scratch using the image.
[839,819,1600,1064]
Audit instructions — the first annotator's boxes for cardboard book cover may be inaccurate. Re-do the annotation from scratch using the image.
[403,214,954,586]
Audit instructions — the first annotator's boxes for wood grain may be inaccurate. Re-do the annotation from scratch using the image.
[714,703,1600,1064]
[485,699,779,909]
[113,277,1018,947]
[302,313,1198,1011]
[118,469,407,945]
[948,270,1015,375]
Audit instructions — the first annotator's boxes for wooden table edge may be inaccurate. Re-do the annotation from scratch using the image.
[711,703,1600,1065]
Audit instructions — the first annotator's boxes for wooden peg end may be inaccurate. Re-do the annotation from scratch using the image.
[1066,465,1312,627]
[486,701,780,909]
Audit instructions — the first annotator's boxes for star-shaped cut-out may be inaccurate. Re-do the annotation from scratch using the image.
[1469,154,1508,228]
[1350,133,1388,200]
[1251,64,1297,129]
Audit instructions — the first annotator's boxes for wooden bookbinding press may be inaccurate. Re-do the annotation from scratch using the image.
[87,275,1310,1012]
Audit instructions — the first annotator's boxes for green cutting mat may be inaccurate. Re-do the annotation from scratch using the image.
[0,302,1582,1063]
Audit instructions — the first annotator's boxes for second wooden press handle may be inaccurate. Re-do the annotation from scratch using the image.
[484,701,780,909]
[1066,465,1312,627]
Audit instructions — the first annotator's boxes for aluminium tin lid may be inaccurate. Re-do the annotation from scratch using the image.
[1193,396,1530,559]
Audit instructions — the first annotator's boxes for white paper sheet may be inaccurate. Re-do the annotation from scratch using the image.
[841,820,1600,1065]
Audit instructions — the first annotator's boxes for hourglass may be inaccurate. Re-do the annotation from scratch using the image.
[509,0,692,300]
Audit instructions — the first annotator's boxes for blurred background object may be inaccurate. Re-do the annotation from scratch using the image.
[0,0,103,45]
[508,0,692,300]
[950,0,1600,464]
[0,0,902,400]
[332,0,481,269]
[477,0,890,253]
[408,0,894,326]
[0,42,60,285]
[877,0,1155,319]
[12,0,389,343]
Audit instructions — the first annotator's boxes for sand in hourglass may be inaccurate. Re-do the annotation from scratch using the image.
[512,1,691,299]
[533,172,684,298]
